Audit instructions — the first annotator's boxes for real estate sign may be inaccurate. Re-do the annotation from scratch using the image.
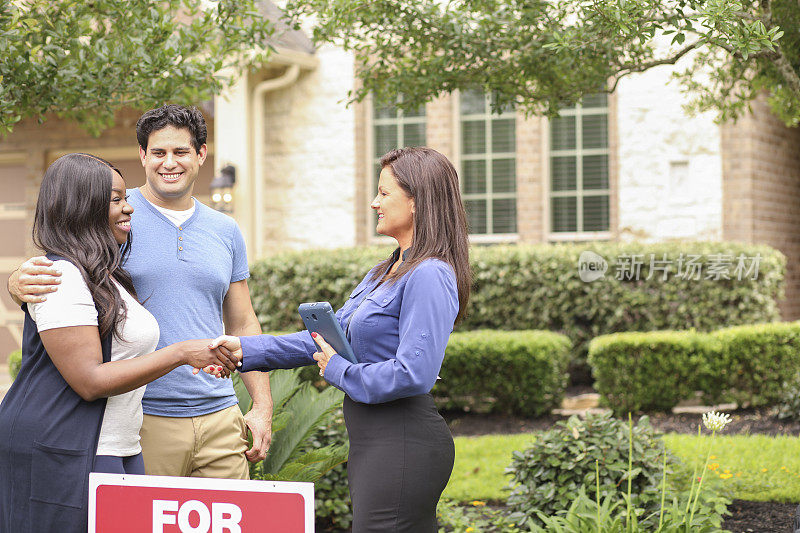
[88,473,314,533]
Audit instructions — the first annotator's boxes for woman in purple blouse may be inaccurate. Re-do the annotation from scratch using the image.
[212,146,471,532]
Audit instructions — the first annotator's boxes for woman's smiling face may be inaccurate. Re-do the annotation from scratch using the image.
[109,171,133,245]
[371,166,415,247]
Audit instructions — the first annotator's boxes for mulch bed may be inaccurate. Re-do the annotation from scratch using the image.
[442,407,800,532]
[444,407,800,437]
[724,499,796,532]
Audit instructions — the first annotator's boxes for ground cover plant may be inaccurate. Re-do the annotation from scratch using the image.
[440,413,743,532]
[446,432,800,505]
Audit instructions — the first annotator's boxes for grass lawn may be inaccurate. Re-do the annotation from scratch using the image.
[665,433,800,503]
[443,433,535,502]
[443,432,800,504]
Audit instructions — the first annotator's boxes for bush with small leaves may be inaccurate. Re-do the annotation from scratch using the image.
[505,412,670,527]
[435,330,570,417]
[248,242,785,377]
[590,321,800,414]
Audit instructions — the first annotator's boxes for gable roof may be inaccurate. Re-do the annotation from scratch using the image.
[258,0,315,55]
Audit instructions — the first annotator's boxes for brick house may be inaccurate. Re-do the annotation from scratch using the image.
[1,5,799,361]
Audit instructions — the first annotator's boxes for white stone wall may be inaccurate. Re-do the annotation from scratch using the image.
[214,71,256,252]
[260,44,357,253]
[616,47,723,242]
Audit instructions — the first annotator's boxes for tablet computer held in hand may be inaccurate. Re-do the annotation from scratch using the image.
[298,302,358,364]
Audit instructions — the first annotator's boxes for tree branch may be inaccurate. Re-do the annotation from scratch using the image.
[773,45,800,100]
[617,39,703,74]
[607,40,704,93]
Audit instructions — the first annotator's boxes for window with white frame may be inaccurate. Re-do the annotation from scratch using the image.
[549,93,610,234]
[370,99,426,236]
[459,90,517,235]
[372,99,426,186]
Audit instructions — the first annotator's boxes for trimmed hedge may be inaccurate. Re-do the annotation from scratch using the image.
[589,321,800,413]
[250,247,388,333]
[434,330,571,417]
[248,242,785,371]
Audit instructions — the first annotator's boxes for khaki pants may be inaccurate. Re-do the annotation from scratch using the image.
[140,405,249,479]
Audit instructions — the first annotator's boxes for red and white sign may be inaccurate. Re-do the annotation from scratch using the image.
[88,473,314,533]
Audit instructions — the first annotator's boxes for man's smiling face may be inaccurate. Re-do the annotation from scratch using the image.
[139,125,207,209]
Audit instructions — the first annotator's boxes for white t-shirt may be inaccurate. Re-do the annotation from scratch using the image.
[28,260,160,456]
[149,199,195,226]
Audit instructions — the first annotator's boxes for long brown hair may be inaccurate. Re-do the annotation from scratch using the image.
[33,153,138,339]
[370,147,471,322]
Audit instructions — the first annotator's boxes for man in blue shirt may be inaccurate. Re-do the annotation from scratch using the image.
[8,105,271,479]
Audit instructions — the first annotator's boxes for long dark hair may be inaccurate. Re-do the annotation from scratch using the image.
[33,153,137,339]
[370,147,471,322]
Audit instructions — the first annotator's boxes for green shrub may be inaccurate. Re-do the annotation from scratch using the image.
[249,247,389,333]
[588,331,719,414]
[776,371,800,421]
[713,322,800,407]
[505,413,669,528]
[435,330,570,417]
[8,349,21,380]
[589,321,800,414]
[248,242,785,372]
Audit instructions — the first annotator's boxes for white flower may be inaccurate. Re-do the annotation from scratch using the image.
[702,411,731,432]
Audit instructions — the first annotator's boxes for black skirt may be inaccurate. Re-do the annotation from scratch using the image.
[343,394,455,533]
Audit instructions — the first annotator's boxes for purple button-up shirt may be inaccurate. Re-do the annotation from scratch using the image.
[239,258,459,404]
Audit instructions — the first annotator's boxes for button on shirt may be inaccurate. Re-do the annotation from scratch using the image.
[239,258,459,404]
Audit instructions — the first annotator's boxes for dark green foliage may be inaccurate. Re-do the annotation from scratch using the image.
[435,330,571,417]
[301,409,353,531]
[589,331,717,414]
[589,322,800,414]
[7,349,21,380]
[285,0,800,127]
[249,247,389,333]
[1,0,274,135]
[234,369,348,483]
[248,242,784,372]
[713,322,800,407]
[462,243,783,361]
[505,413,669,527]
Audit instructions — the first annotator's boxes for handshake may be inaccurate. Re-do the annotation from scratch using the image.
[185,335,244,378]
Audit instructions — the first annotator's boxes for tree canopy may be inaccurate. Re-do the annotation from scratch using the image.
[284,0,800,126]
[0,0,274,135]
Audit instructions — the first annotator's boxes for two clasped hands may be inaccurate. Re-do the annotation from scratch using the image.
[197,332,335,377]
